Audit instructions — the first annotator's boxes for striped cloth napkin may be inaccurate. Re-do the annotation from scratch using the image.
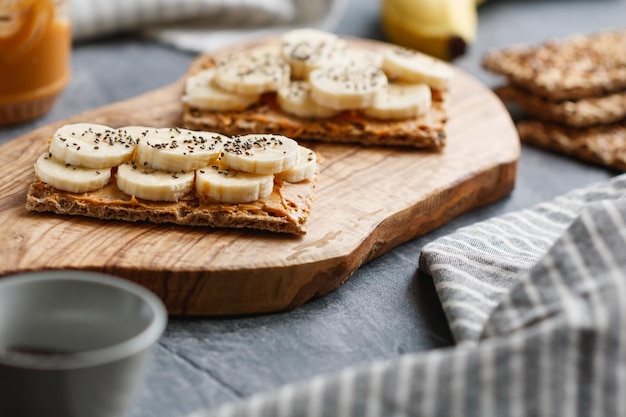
[71,0,348,52]
[187,172,626,417]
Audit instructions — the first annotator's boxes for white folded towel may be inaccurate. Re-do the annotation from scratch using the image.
[71,0,348,52]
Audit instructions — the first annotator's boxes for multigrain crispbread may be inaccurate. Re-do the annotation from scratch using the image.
[494,85,626,128]
[484,29,626,171]
[483,29,626,101]
[517,120,626,172]
[181,30,452,150]
[26,175,316,235]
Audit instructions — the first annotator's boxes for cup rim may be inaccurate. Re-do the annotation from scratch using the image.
[0,270,167,370]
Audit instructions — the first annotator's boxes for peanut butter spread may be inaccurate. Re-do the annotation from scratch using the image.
[26,172,316,235]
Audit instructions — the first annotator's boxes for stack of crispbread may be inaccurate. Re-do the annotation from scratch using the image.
[483,29,626,171]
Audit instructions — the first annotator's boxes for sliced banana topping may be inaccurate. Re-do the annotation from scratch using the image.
[275,146,317,183]
[36,124,318,205]
[180,30,452,121]
[382,47,455,90]
[34,152,111,194]
[116,160,195,202]
[49,123,136,169]
[182,69,260,111]
[136,127,226,172]
[222,134,299,175]
[281,28,349,79]
[214,48,290,95]
[309,64,388,110]
[277,81,339,119]
[363,82,432,120]
[196,165,274,204]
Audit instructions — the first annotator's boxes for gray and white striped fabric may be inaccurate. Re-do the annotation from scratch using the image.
[188,173,626,417]
[71,0,348,52]
[420,172,626,346]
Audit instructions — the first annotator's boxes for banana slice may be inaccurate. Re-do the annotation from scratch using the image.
[214,48,290,95]
[136,127,226,172]
[221,134,299,175]
[49,123,137,169]
[34,152,111,193]
[309,64,388,110]
[277,81,339,119]
[118,125,153,144]
[327,48,385,69]
[182,69,260,111]
[275,146,317,183]
[196,165,274,204]
[363,82,432,120]
[115,160,194,202]
[382,47,455,90]
[281,28,349,79]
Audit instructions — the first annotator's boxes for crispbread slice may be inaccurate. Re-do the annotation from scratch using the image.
[25,173,317,235]
[483,29,626,101]
[494,84,626,128]
[182,54,448,150]
[517,119,626,171]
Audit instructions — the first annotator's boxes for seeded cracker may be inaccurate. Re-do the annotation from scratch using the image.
[26,176,316,235]
[484,29,626,171]
[494,85,626,128]
[517,120,626,172]
[483,29,626,101]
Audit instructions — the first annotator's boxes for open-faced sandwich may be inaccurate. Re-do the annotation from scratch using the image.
[25,123,317,235]
[181,28,454,150]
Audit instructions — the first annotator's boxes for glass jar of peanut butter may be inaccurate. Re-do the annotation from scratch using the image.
[0,0,71,125]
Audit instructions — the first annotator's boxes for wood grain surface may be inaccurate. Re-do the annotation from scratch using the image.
[0,39,520,315]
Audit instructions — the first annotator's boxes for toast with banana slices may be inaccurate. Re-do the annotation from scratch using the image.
[181,29,452,150]
[25,123,317,235]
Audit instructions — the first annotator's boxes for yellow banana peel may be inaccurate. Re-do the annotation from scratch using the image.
[381,0,479,61]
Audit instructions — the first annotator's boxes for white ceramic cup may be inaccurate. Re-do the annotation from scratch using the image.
[0,270,167,417]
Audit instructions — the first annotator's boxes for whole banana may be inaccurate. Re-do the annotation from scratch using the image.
[381,0,481,61]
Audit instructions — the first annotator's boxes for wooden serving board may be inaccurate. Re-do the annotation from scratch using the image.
[0,40,519,315]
